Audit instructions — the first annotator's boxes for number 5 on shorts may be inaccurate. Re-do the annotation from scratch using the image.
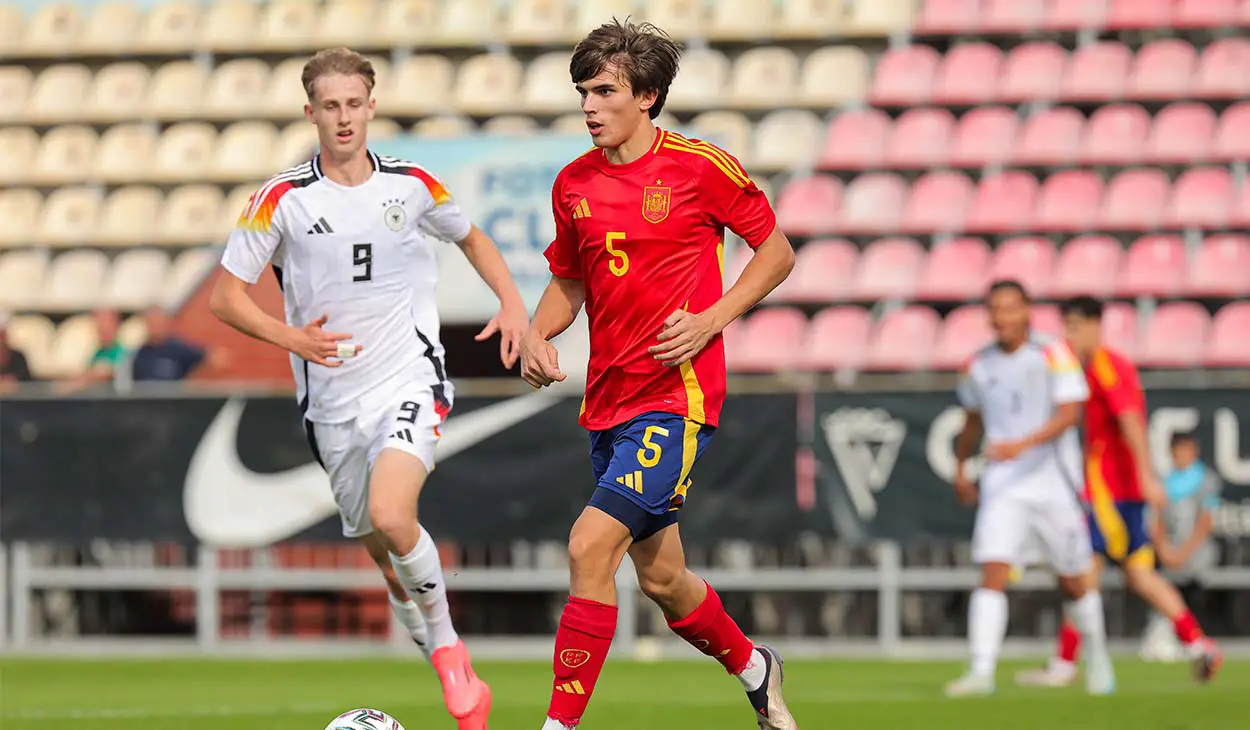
[637,425,669,468]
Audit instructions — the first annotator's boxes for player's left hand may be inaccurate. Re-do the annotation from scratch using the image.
[986,439,1027,462]
[475,302,529,370]
[650,309,718,367]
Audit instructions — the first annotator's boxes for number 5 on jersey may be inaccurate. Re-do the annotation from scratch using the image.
[606,232,628,276]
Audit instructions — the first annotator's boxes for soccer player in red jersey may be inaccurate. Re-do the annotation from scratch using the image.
[517,19,798,730]
[1016,296,1222,688]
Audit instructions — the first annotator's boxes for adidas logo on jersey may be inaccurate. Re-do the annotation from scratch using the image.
[391,428,414,443]
[306,216,334,234]
[571,198,592,219]
[615,470,643,493]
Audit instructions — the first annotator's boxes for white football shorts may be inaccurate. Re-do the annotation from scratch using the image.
[972,470,1092,578]
[308,376,453,538]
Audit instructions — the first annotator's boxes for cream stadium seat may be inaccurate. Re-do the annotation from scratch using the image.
[158,185,225,247]
[731,47,799,108]
[412,116,477,138]
[97,186,163,248]
[0,189,42,249]
[199,0,259,52]
[482,115,540,136]
[572,0,636,37]
[85,62,151,124]
[0,6,22,55]
[25,64,91,125]
[146,61,210,120]
[550,113,589,135]
[117,314,148,350]
[800,46,870,107]
[317,0,378,47]
[102,249,171,311]
[370,118,402,139]
[41,250,109,313]
[18,4,82,57]
[642,0,706,40]
[709,0,775,41]
[162,248,218,309]
[454,54,523,116]
[205,59,271,121]
[666,49,730,112]
[31,125,99,186]
[0,127,37,186]
[753,110,823,172]
[0,67,32,125]
[275,122,320,168]
[44,314,100,378]
[507,0,570,45]
[134,1,200,55]
[5,314,55,378]
[847,0,915,35]
[212,122,280,183]
[94,124,159,184]
[436,0,499,46]
[265,58,310,120]
[151,123,217,183]
[777,0,846,38]
[256,0,321,52]
[524,52,574,114]
[375,0,439,48]
[0,250,49,311]
[689,111,753,163]
[78,2,142,55]
[387,55,455,116]
[36,187,102,249]
[217,186,257,241]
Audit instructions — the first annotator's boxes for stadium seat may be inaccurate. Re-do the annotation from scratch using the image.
[731,47,799,109]
[506,0,569,45]
[1063,41,1131,101]
[799,306,871,371]
[316,0,378,47]
[864,306,939,372]
[151,123,216,184]
[79,2,142,55]
[1117,234,1187,298]
[1032,170,1103,232]
[162,248,218,309]
[274,123,319,167]
[965,171,1038,234]
[146,61,210,120]
[1049,235,1124,298]
[1079,103,1149,165]
[933,305,993,370]
[885,107,954,169]
[1127,39,1197,101]
[1214,102,1250,161]
[411,115,476,138]
[85,63,151,124]
[776,0,846,39]
[455,54,524,116]
[665,48,730,112]
[1205,302,1250,367]
[1139,302,1210,368]
[0,250,48,310]
[839,173,907,235]
[159,185,225,247]
[987,236,1056,298]
[388,55,454,116]
[1043,0,1107,30]
[0,189,41,249]
[918,237,991,302]
[1148,103,1216,164]
[205,59,271,121]
[1030,303,1062,336]
[933,43,1003,105]
[1165,167,1233,229]
[117,314,149,351]
[523,52,573,114]
[1194,38,1250,99]
[1187,234,1250,297]
[1013,106,1084,166]
[731,307,807,373]
[44,314,99,378]
[481,115,540,135]
[818,108,889,170]
[258,58,305,121]
[851,237,924,301]
[981,0,1045,32]
[92,185,159,248]
[1099,168,1169,231]
[35,187,101,249]
[4,314,54,378]
[18,3,81,57]
[374,0,439,47]
[997,41,1066,102]
[41,250,109,313]
[689,112,753,163]
[218,186,256,241]
[948,106,1018,167]
[900,171,973,234]
[94,124,159,184]
[799,46,869,107]
[709,0,775,41]
[772,238,857,304]
[870,46,939,106]
[915,0,981,34]
[0,5,21,55]
[134,1,200,54]
[212,122,278,182]
[643,0,707,39]
[1099,302,1140,357]
[776,175,842,235]
[1107,0,1172,28]
[101,249,171,311]
[848,0,916,35]
[1174,0,1239,28]
[25,64,92,124]
[752,110,822,171]
[200,0,260,52]
[0,127,37,186]
[0,66,33,125]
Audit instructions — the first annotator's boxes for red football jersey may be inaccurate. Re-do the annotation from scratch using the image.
[544,129,777,431]
[1083,346,1147,503]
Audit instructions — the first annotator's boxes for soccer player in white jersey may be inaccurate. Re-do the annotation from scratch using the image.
[945,280,1114,697]
[210,48,527,729]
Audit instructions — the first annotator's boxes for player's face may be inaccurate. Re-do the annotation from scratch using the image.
[1062,312,1101,361]
[576,62,656,149]
[988,288,1029,345]
[304,73,376,158]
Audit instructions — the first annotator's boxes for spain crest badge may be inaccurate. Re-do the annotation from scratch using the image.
[641,185,671,224]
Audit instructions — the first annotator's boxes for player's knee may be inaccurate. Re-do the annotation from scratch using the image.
[1057,575,1086,599]
[980,562,1012,591]
[636,563,687,605]
[367,505,418,553]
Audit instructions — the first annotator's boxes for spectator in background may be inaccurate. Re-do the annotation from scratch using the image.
[131,306,221,381]
[0,312,33,393]
[57,309,126,392]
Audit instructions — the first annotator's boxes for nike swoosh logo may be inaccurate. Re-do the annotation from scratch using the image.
[183,388,565,547]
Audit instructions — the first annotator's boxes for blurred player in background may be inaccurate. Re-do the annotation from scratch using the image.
[947,281,1113,697]
[1016,297,1222,688]
[518,19,798,730]
[210,47,528,729]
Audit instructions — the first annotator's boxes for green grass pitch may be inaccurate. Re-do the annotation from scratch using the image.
[2,657,1244,729]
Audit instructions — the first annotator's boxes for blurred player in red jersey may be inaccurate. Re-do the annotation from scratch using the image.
[1016,296,1223,688]
[518,18,798,730]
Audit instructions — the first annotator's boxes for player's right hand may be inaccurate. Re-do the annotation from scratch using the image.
[287,313,359,367]
[519,332,565,389]
[954,471,979,506]
[1141,472,1167,512]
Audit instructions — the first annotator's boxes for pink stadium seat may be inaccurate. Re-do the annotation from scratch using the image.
[730,307,808,373]
[914,0,981,34]
[1050,235,1124,298]
[800,306,872,372]
[851,237,925,301]
[1013,106,1084,166]
[1099,168,1170,231]
[865,306,940,372]
[819,109,889,170]
[1030,303,1062,337]
[918,237,991,302]
[900,171,974,234]
[885,107,954,169]
[1173,0,1238,28]
[1044,0,1107,30]
[1063,41,1131,101]
[1032,170,1103,232]
[1187,234,1250,297]
[1164,167,1233,229]
[1194,38,1250,99]
[839,173,907,235]
[966,171,1039,234]
[934,305,993,370]
[1228,182,1250,228]
[1080,103,1149,165]
[772,238,857,303]
[1106,0,1172,29]
[948,106,1018,167]
[988,236,1056,298]
[1139,302,1210,369]
[1117,234,1187,298]
[981,0,1045,32]
[1213,102,1250,161]
[870,46,939,107]
[997,41,1066,103]
[776,175,842,236]
[1100,302,1140,358]
[1205,302,1250,367]
[933,43,1003,105]
[1146,103,1215,164]
[1127,39,1197,100]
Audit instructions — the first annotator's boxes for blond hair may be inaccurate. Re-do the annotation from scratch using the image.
[301,47,376,101]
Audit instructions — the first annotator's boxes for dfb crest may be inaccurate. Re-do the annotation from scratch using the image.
[642,185,671,224]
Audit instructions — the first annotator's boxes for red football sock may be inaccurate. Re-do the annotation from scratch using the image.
[1057,621,1082,663]
[666,581,755,675]
[1172,610,1204,645]
[547,596,617,727]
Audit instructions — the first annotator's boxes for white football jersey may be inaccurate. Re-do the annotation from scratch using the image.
[221,152,472,423]
[956,332,1088,495]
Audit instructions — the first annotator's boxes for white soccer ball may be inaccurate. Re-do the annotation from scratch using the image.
[324,708,406,730]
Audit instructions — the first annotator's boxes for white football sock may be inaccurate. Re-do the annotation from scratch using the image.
[968,588,1008,678]
[390,526,459,650]
[541,716,574,730]
[1066,590,1109,656]
[388,593,430,649]
[735,648,768,692]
